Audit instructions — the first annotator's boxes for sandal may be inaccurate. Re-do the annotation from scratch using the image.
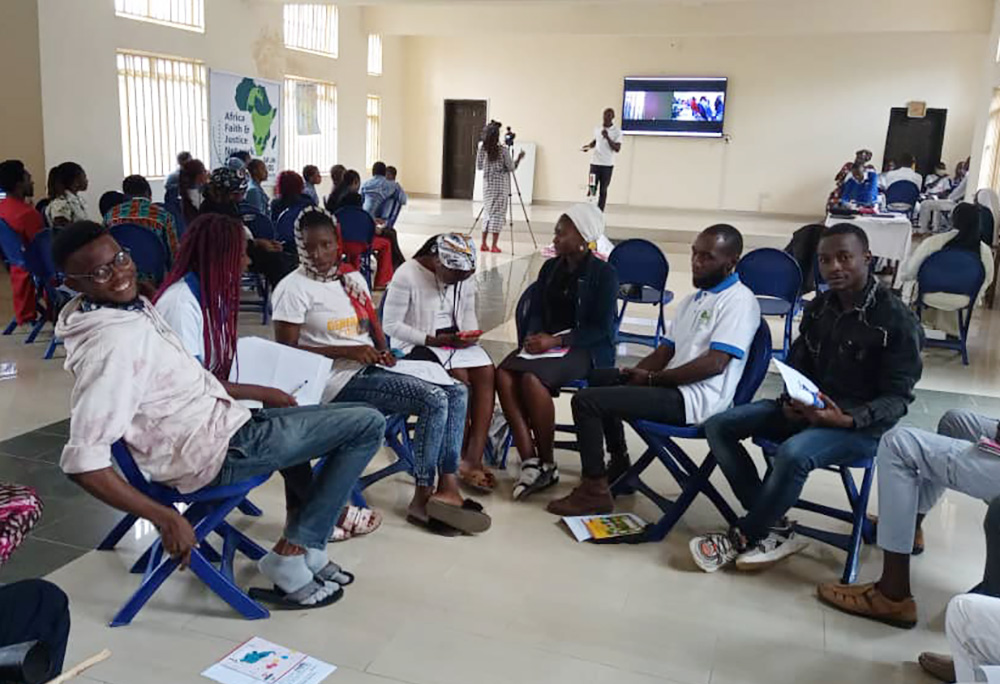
[249,579,343,610]
[313,561,354,587]
[406,514,462,537]
[816,581,917,629]
[426,498,492,534]
[459,467,497,494]
[330,505,383,543]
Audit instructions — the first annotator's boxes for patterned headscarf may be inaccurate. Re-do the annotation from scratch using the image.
[208,166,249,196]
[293,206,386,348]
[435,233,477,272]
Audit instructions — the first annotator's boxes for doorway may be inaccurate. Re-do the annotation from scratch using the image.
[442,99,487,199]
[883,108,947,176]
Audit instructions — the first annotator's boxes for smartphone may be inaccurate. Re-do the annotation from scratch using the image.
[458,330,483,339]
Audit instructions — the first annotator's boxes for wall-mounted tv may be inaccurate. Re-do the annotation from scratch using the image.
[622,77,728,138]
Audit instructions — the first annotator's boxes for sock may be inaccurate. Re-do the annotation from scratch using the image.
[259,552,315,594]
[305,548,353,585]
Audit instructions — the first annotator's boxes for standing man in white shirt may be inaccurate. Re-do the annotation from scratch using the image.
[581,108,623,212]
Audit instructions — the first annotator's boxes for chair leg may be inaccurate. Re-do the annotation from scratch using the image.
[842,465,876,585]
[43,336,60,360]
[350,482,368,508]
[215,521,268,562]
[237,498,264,517]
[110,553,181,627]
[2,317,16,335]
[97,513,139,551]
[187,549,270,621]
[24,318,45,344]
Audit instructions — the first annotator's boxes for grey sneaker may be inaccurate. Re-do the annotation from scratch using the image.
[690,528,745,573]
[735,530,809,570]
[513,458,560,500]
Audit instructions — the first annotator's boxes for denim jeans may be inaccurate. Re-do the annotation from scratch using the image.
[213,404,385,549]
[704,399,878,543]
[335,367,468,487]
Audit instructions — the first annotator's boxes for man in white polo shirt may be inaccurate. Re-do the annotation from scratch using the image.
[547,225,761,516]
[581,108,623,212]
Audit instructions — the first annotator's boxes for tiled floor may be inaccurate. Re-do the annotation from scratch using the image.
[0,200,997,683]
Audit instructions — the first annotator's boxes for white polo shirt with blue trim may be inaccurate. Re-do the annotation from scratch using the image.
[664,273,761,425]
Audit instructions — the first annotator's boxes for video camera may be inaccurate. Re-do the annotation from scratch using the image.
[481,120,517,147]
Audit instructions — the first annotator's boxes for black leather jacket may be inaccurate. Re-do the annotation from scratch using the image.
[787,277,923,437]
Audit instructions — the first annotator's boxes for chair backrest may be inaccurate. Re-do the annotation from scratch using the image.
[917,249,986,303]
[736,248,802,304]
[111,440,150,492]
[157,199,185,237]
[514,282,537,347]
[0,219,27,269]
[732,319,773,406]
[275,205,305,244]
[335,206,376,246]
[885,180,920,208]
[976,188,1000,245]
[607,239,669,291]
[109,223,168,283]
[238,205,276,240]
[23,230,57,282]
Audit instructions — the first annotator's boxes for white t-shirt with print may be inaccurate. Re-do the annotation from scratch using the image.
[271,267,374,402]
[591,124,623,167]
[155,279,205,363]
[665,275,761,425]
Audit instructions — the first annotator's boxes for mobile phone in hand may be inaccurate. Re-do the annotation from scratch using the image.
[458,330,483,340]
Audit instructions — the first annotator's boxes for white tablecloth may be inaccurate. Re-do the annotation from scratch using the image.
[824,214,912,263]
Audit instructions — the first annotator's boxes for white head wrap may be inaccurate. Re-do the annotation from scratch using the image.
[562,203,606,250]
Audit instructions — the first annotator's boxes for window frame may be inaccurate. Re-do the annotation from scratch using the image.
[114,0,205,33]
[366,94,382,171]
[368,34,383,76]
[283,4,339,59]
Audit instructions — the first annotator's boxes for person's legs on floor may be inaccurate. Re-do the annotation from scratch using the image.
[0,579,70,680]
[371,235,394,288]
[453,365,497,489]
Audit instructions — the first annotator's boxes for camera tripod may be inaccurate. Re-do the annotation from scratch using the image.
[468,144,538,252]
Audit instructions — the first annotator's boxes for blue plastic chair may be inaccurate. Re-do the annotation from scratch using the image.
[0,218,41,339]
[885,180,921,218]
[23,230,70,359]
[234,207,275,325]
[96,441,271,627]
[109,224,168,285]
[275,205,306,245]
[608,239,674,348]
[336,206,377,289]
[609,320,772,543]
[736,248,802,361]
[160,198,185,238]
[916,249,986,366]
[239,205,276,240]
[752,437,877,584]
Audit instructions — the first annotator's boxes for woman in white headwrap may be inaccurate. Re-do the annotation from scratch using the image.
[383,234,498,492]
[496,204,620,501]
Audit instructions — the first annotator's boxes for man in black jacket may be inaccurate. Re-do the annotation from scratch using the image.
[690,223,923,573]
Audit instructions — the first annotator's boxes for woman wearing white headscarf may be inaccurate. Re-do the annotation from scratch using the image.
[383,234,498,492]
[496,204,620,501]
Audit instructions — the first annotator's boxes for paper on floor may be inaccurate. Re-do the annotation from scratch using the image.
[201,637,336,684]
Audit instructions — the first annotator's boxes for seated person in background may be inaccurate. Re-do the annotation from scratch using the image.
[53,220,383,607]
[105,174,180,268]
[828,149,874,210]
[382,166,407,268]
[877,159,897,191]
[548,225,761,516]
[923,162,952,196]
[496,204,619,501]
[325,169,364,213]
[383,234,497,492]
[179,158,209,226]
[164,151,191,203]
[361,162,407,228]
[690,224,923,573]
[154,214,381,543]
[0,160,45,324]
[45,162,90,229]
[325,164,346,210]
[880,152,923,192]
[303,165,322,206]
[929,592,1000,682]
[818,410,1000,630]
[838,162,878,207]
[900,202,994,337]
[98,191,125,218]
[919,168,970,233]
[227,150,251,171]
[272,208,488,535]
[270,170,316,223]
[244,159,270,216]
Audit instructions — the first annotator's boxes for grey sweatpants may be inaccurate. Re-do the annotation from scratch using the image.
[876,409,1000,555]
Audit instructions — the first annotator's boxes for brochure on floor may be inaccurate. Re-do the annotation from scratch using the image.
[201,637,336,684]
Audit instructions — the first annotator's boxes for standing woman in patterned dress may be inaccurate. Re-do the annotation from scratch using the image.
[477,122,525,254]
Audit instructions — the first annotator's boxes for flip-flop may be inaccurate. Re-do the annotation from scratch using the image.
[330,506,383,543]
[249,579,343,610]
[459,468,496,494]
[314,561,355,586]
[406,514,462,536]
[426,498,492,534]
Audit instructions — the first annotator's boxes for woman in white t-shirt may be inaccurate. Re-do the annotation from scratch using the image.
[154,213,383,542]
[272,208,491,535]
[383,234,497,493]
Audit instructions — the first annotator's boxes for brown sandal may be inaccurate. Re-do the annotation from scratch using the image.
[459,468,496,494]
[817,582,917,629]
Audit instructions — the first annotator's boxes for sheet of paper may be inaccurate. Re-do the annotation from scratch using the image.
[201,637,336,684]
[229,337,333,406]
[428,345,492,370]
[377,359,456,386]
[978,665,1000,683]
[772,359,825,409]
[518,347,569,361]
[561,516,594,542]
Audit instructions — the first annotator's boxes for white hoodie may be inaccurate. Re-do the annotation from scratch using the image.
[56,296,251,494]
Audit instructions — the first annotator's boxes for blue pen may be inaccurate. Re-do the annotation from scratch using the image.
[289,380,309,397]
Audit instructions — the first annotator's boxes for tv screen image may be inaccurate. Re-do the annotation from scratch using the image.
[622,77,728,137]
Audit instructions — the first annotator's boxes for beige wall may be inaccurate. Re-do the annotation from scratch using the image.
[0,0,44,182]
[401,31,986,215]
[36,0,403,206]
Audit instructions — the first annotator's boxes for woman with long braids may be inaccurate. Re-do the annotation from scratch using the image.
[155,213,382,542]
[476,122,525,254]
[272,207,490,535]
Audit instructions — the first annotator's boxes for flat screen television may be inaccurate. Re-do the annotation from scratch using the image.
[621,77,728,137]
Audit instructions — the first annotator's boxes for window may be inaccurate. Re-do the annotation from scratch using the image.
[283,4,338,58]
[368,34,383,76]
[366,95,382,170]
[283,76,338,177]
[114,0,204,32]
[979,88,1000,193]
[116,51,208,179]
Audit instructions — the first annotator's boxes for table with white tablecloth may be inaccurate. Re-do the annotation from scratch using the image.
[824,214,912,264]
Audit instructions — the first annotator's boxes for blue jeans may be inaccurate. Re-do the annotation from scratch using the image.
[336,367,468,487]
[213,404,385,549]
[704,399,878,543]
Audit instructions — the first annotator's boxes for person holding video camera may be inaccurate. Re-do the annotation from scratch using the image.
[477,121,525,254]
[581,108,623,212]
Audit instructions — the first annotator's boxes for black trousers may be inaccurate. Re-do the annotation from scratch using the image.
[0,580,70,680]
[572,368,686,479]
[589,164,614,212]
[247,243,298,289]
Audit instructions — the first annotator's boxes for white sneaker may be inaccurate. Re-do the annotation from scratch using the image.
[735,531,809,570]
[689,528,745,573]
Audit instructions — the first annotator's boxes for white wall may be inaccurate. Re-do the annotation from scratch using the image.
[36,0,403,206]
[0,0,44,179]
[400,31,986,215]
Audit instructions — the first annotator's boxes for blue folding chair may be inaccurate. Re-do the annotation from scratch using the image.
[752,437,877,584]
[916,249,986,366]
[239,205,276,240]
[23,230,70,359]
[885,180,921,219]
[0,218,43,339]
[275,205,306,245]
[235,207,275,325]
[336,206,377,289]
[609,320,772,543]
[160,198,185,238]
[608,239,674,348]
[96,441,271,627]
[109,224,168,285]
[736,248,802,361]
